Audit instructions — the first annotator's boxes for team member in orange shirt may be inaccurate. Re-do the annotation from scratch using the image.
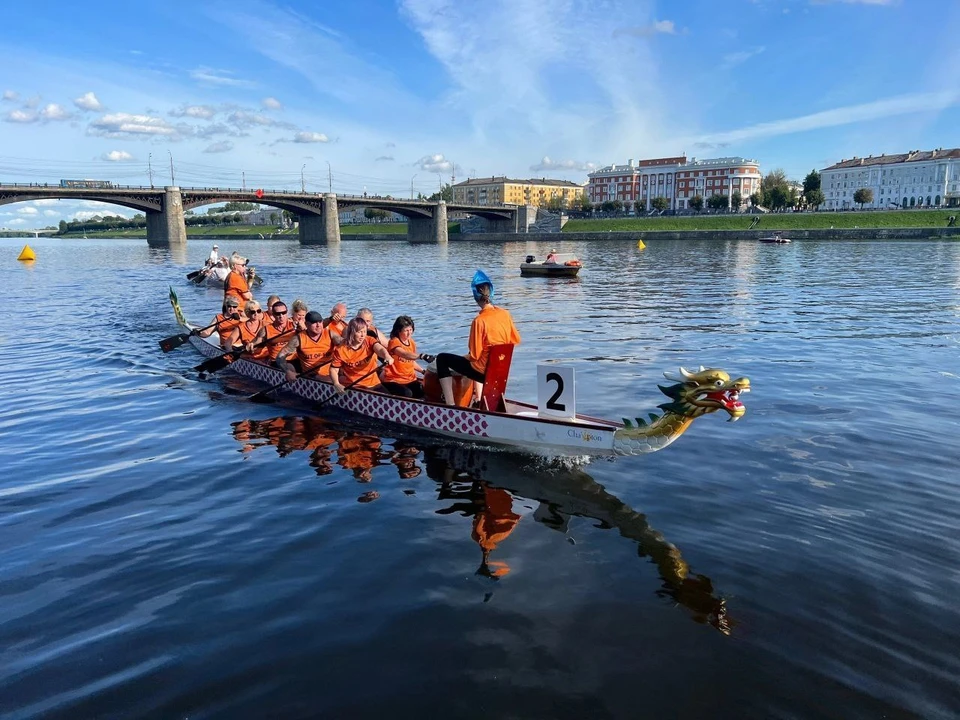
[381,315,434,398]
[198,296,243,349]
[330,318,393,394]
[224,255,253,307]
[435,272,520,406]
[276,311,334,381]
[252,300,295,362]
[226,300,265,351]
[324,302,349,346]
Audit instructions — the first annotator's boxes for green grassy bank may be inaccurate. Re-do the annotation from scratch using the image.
[562,210,958,233]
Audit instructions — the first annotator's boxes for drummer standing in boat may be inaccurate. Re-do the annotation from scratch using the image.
[207,244,219,266]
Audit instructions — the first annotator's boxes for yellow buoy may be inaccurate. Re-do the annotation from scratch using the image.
[17,244,36,262]
[637,238,646,249]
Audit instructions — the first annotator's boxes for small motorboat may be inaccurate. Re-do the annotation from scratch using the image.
[758,233,791,244]
[520,253,583,277]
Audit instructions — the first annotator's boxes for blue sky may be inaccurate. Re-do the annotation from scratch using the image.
[2,0,958,226]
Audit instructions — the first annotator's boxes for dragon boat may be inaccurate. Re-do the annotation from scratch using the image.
[169,290,749,458]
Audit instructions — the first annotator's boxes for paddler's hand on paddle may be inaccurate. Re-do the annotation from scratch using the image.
[419,353,435,364]
[333,380,347,395]
[284,368,298,383]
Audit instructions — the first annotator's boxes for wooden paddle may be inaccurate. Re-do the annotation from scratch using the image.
[249,357,334,403]
[194,329,295,374]
[186,268,204,280]
[158,319,219,353]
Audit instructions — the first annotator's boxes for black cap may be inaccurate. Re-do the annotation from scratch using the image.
[305,311,324,324]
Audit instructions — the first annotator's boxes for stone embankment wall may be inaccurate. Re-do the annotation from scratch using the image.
[336,227,960,242]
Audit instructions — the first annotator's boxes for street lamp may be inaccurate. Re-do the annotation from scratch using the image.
[410,173,418,199]
[148,152,154,188]
[326,161,332,193]
[168,150,175,186]
[437,172,443,199]
[301,164,306,193]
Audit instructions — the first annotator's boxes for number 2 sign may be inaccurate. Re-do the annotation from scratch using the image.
[537,365,576,419]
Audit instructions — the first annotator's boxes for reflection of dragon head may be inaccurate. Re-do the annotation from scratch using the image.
[613,367,750,455]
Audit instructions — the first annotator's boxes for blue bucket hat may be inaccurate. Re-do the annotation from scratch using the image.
[471,270,493,302]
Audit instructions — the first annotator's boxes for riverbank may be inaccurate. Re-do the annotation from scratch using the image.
[56,222,460,239]
[562,209,957,232]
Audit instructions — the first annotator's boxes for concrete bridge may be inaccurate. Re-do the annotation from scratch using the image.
[0,184,526,245]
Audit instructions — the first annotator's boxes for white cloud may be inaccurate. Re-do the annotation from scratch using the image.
[293,131,329,143]
[170,104,217,119]
[612,19,678,37]
[262,97,283,110]
[88,112,178,137]
[415,153,453,172]
[204,141,234,153]
[17,206,39,216]
[721,46,765,70]
[692,89,960,147]
[40,103,71,121]
[530,156,598,172]
[6,218,26,226]
[74,92,103,111]
[2,90,18,102]
[190,67,257,88]
[44,210,60,217]
[4,109,37,123]
[102,150,134,161]
[228,110,276,127]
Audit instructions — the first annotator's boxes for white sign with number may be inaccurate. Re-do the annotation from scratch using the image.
[537,364,576,419]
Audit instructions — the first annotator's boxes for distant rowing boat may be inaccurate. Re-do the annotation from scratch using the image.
[759,233,791,244]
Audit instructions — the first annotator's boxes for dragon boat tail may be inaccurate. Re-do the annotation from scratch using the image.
[169,289,749,457]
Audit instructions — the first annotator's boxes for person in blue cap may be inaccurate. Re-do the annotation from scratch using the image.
[435,270,520,406]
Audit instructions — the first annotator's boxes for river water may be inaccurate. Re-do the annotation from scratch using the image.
[2,236,959,719]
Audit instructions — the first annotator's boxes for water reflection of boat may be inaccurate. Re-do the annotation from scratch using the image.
[231,415,731,634]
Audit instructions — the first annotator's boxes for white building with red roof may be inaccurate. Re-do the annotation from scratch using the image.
[821,148,960,209]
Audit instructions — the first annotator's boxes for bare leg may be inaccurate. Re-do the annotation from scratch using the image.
[439,376,455,405]
[472,381,484,407]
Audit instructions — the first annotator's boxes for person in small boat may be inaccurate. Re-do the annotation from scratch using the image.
[276,310,334,381]
[356,307,389,346]
[224,255,253,307]
[330,317,393,395]
[324,302,349,345]
[226,300,265,352]
[545,248,558,264]
[251,300,295,362]
[435,272,521,407]
[198,296,242,348]
[207,244,219,266]
[381,315,434,399]
[290,299,309,332]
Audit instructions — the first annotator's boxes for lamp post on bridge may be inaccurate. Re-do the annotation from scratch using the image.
[167,151,175,186]
[301,164,306,193]
[326,161,332,193]
[410,173,417,199]
[437,172,443,200]
[148,153,154,188]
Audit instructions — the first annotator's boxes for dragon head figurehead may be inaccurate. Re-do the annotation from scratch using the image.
[658,366,749,421]
[613,366,750,456]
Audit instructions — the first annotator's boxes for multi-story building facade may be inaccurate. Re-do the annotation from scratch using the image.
[821,148,960,209]
[452,177,583,208]
[587,156,762,211]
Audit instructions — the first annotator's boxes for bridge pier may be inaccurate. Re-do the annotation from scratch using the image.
[298,193,340,244]
[408,201,448,244]
[145,186,187,247]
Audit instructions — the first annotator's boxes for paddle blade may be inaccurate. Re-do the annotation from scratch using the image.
[249,387,280,404]
[186,269,203,280]
[159,333,189,352]
[194,354,233,373]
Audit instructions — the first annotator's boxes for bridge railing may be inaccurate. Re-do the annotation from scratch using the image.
[0,183,515,208]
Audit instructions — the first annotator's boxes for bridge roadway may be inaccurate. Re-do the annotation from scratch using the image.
[0,184,526,245]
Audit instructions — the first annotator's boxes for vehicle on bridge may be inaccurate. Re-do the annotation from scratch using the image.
[60,179,114,189]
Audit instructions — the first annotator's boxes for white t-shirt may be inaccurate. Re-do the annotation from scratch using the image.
[208,249,219,264]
